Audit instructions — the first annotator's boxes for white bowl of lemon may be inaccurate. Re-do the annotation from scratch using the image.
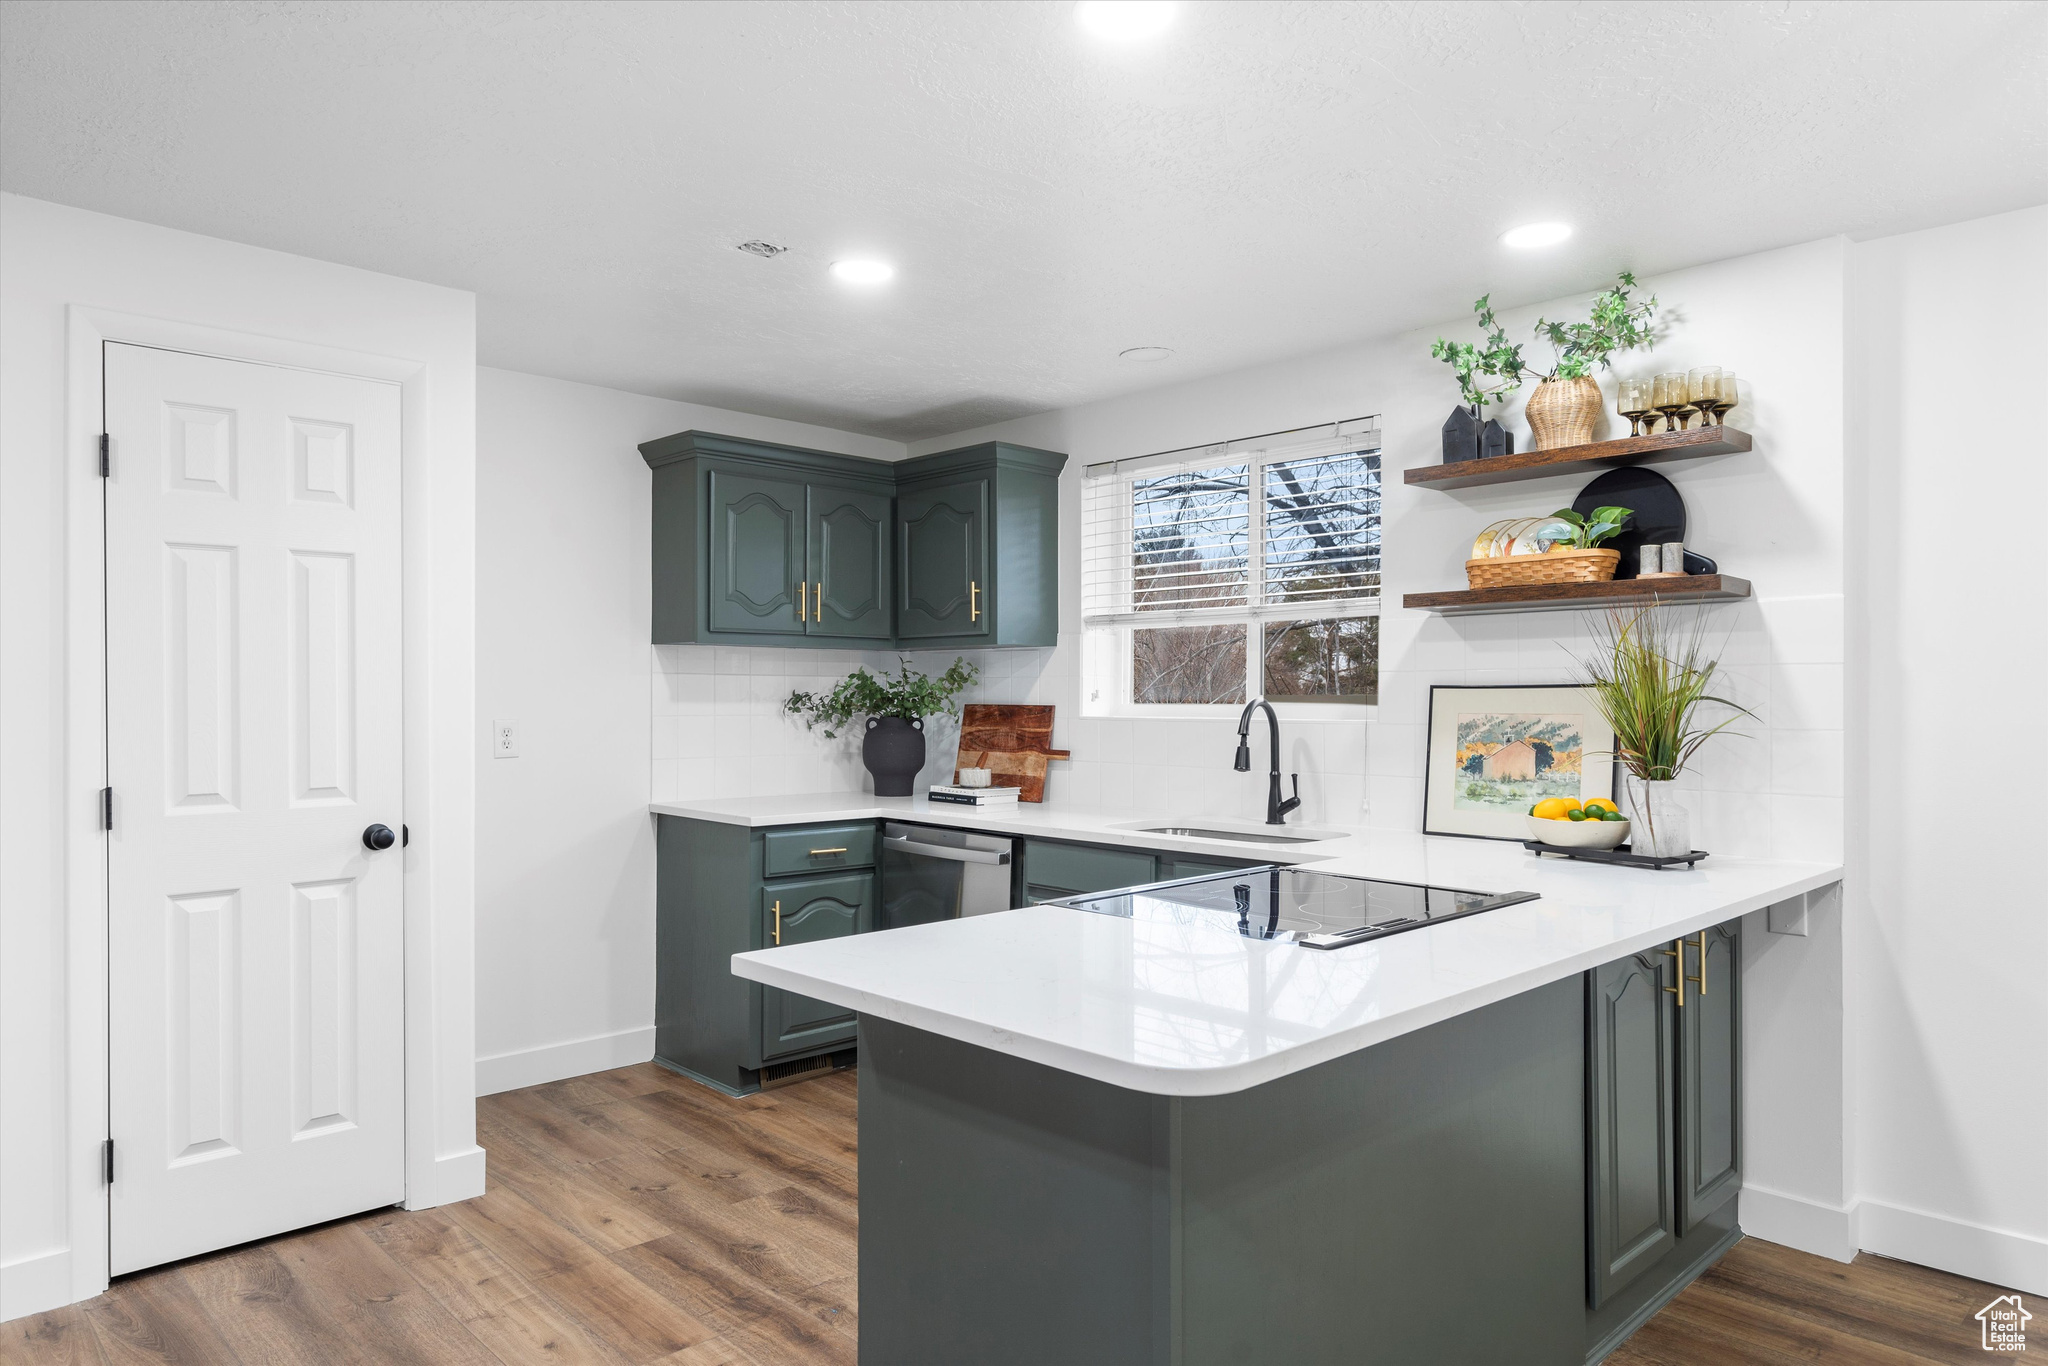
[1526,798,1630,848]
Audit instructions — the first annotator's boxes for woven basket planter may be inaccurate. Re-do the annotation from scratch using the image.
[1465,548,1620,589]
[1525,375,1603,450]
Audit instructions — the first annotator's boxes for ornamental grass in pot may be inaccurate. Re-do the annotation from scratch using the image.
[1573,605,1752,858]
[784,657,978,796]
[1431,272,1659,450]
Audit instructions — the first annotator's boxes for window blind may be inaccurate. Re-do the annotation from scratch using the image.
[1082,418,1381,625]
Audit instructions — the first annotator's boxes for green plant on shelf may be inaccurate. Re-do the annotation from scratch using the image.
[1550,505,1634,550]
[1429,272,1659,408]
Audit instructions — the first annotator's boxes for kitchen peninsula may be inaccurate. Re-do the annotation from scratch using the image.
[661,794,1840,1365]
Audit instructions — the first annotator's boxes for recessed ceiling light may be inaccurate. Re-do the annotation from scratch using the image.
[829,258,895,285]
[1120,346,1175,362]
[737,240,788,258]
[1075,1,1177,41]
[1501,222,1573,250]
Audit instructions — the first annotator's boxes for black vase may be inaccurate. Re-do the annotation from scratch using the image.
[862,716,927,797]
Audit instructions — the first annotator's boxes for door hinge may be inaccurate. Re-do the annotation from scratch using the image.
[99,434,110,478]
[102,1139,114,1186]
[101,787,113,831]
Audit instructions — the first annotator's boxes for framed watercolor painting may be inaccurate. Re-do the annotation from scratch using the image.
[1423,684,1618,841]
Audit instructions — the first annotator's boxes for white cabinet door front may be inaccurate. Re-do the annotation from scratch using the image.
[105,343,406,1275]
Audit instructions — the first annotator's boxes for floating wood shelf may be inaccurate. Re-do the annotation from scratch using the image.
[1403,574,1752,617]
[1404,426,1752,491]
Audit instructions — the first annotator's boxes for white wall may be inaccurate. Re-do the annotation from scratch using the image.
[474,369,902,1095]
[0,193,479,1321]
[1848,205,2048,1293]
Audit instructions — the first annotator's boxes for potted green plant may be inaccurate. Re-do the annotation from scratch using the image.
[784,657,978,796]
[1431,272,1659,450]
[1572,605,1752,858]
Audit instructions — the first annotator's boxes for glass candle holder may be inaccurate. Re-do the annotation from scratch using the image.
[1712,372,1737,426]
[1652,372,1690,432]
[1618,378,1652,437]
[1687,368,1722,427]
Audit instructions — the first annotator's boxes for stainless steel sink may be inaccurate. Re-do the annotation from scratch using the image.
[1134,825,1327,845]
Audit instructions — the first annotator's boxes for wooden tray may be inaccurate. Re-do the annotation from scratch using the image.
[1523,840,1709,870]
[953,704,1070,803]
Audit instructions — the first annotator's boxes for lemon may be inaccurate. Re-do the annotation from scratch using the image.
[1531,798,1570,820]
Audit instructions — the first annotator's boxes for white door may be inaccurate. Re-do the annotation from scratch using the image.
[105,343,406,1275]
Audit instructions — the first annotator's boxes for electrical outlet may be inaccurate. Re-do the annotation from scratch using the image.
[492,719,519,759]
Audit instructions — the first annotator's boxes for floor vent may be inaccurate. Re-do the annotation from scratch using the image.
[760,1048,856,1091]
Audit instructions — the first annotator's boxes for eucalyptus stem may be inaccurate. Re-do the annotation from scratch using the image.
[783,657,978,740]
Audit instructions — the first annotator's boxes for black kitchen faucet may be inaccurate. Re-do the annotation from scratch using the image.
[1234,697,1301,826]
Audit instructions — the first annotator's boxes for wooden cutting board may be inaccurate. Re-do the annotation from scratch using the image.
[953,704,1071,803]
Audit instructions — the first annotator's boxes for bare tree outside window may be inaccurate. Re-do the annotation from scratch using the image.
[1133,625,1247,704]
[1263,616,1378,703]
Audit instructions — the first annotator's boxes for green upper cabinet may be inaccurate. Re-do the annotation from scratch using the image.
[641,430,1065,649]
[894,442,1066,649]
[707,470,806,635]
[897,476,989,641]
[807,481,892,639]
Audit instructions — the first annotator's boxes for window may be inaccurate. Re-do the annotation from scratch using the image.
[1082,418,1381,710]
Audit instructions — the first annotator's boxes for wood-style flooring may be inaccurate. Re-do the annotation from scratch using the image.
[5,1061,2023,1365]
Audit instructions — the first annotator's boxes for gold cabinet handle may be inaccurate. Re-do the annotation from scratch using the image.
[969,581,980,621]
[1691,931,1708,996]
[797,582,807,622]
[772,900,782,946]
[1661,938,1686,1008]
[814,582,822,620]
[808,847,848,856]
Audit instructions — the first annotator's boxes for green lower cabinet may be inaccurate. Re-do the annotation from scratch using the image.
[1679,922,1742,1233]
[1584,919,1745,1362]
[1019,838,1157,904]
[760,872,870,1060]
[1587,949,1677,1308]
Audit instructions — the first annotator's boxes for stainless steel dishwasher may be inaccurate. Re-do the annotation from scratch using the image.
[879,822,1017,929]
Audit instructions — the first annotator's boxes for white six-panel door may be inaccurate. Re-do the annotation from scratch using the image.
[105,343,406,1275]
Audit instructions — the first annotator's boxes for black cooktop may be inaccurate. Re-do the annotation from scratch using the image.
[1060,866,1538,950]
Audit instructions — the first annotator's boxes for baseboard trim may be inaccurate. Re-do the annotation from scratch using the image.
[1859,1198,2048,1297]
[1739,1183,1859,1262]
[475,1026,656,1097]
[403,1144,487,1211]
[1587,1224,1745,1364]
[0,1248,73,1325]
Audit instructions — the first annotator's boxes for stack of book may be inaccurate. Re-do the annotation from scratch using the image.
[927,783,1021,807]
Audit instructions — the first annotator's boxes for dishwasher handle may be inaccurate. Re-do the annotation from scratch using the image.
[884,834,1011,866]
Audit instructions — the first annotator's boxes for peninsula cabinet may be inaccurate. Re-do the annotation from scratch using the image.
[1585,918,1742,1362]
[655,814,875,1094]
[639,430,1065,650]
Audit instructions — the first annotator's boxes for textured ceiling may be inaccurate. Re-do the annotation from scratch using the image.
[4,1,2043,440]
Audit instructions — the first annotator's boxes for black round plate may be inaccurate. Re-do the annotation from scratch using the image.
[1573,468,1685,579]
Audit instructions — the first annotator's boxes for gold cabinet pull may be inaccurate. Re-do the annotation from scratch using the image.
[797,582,807,622]
[1661,938,1686,1007]
[808,847,848,857]
[969,581,980,621]
[1691,931,1708,996]
[814,582,823,620]
[772,900,782,945]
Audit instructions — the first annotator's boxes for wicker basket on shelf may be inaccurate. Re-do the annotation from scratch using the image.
[1465,548,1620,590]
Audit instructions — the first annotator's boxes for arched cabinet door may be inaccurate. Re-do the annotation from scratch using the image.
[1588,949,1676,1308]
[759,873,872,1060]
[707,471,805,634]
[807,483,892,640]
[896,477,989,640]
[1679,921,1742,1233]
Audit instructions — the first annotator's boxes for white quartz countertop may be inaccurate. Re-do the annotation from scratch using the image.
[658,793,1841,1097]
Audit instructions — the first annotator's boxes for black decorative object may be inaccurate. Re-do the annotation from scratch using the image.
[1441,406,1482,463]
[1479,419,1514,460]
[1574,466,1685,580]
[1522,840,1708,870]
[1682,549,1717,575]
[863,715,927,796]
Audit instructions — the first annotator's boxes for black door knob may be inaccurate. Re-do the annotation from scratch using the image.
[362,824,397,851]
